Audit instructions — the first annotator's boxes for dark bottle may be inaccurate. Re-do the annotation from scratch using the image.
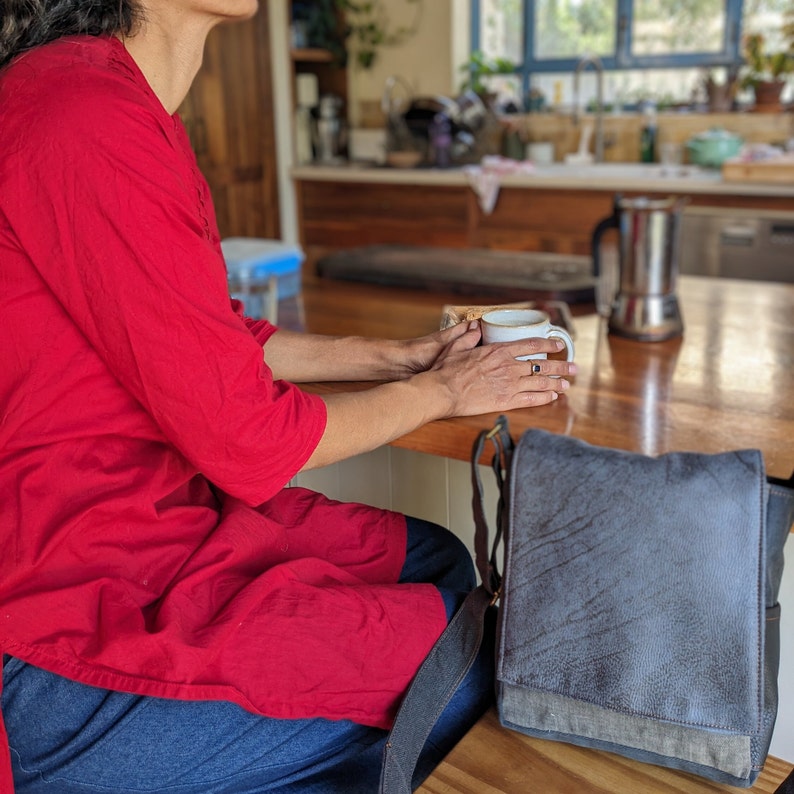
[430,113,452,169]
[639,103,657,163]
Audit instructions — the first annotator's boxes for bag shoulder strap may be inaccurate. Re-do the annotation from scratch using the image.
[379,417,512,794]
[379,584,493,794]
[471,414,513,597]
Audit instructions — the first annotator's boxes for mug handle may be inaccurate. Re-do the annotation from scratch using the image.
[548,326,575,362]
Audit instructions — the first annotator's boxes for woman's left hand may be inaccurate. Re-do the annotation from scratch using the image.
[399,321,480,376]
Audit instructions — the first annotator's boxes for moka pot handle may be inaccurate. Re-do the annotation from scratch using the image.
[591,194,623,278]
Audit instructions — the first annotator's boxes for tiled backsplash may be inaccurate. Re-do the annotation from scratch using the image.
[292,446,497,559]
[507,111,794,163]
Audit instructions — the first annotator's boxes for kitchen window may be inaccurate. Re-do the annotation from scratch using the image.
[470,0,791,106]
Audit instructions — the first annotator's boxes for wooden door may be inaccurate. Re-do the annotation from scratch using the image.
[180,12,280,239]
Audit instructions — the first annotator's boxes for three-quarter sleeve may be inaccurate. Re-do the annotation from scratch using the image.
[3,54,325,504]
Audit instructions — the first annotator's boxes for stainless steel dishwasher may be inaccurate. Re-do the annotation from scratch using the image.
[679,207,794,283]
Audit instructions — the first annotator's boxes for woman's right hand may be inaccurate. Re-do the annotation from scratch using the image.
[421,321,577,418]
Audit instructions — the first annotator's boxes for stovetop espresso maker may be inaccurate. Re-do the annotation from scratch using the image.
[592,195,686,342]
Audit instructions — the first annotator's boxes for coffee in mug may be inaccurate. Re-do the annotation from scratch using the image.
[480,309,575,363]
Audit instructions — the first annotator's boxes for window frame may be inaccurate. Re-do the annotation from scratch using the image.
[470,0,746,90]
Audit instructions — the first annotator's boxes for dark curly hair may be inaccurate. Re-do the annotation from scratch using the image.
[0,0,141,69]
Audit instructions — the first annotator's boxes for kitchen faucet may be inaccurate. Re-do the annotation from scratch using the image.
[382,75,415,153]
[573,55,605,163]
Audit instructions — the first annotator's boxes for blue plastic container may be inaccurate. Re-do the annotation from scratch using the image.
[221,238,304,322]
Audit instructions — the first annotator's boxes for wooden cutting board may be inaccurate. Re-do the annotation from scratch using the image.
[722,156,794,183]
[316,244,597,304]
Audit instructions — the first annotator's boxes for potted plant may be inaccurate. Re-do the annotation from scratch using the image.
[293,0,422,69]
[459,50,517,99]
[740,31,794,111]
[701,66,740,112]
[339,0,423,69]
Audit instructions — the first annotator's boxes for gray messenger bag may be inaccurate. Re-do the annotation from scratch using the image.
[380,416,794,793]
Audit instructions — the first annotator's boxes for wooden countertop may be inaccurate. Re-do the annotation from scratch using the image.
[291,163,794,198]
[301,275,794,480]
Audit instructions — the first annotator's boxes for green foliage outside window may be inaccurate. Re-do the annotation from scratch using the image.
[459,50,518,94]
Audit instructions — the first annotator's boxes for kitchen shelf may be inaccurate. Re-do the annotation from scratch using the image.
[291,48,335,63]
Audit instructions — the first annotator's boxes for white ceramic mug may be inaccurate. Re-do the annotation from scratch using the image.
[481,309,575,363]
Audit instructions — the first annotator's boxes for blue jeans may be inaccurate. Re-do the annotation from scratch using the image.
[2,517,494,793]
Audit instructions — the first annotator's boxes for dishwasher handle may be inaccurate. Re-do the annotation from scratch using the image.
[719,223,756,247]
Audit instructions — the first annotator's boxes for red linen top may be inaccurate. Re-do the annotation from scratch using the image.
[0,35,447,788]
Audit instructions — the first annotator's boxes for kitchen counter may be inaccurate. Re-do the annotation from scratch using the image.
[292,161,794,198]
[293,161,794,277]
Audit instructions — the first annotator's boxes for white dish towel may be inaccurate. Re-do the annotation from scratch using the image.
[463,155,536,215]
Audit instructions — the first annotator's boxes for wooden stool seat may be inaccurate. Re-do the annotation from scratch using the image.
[418,708,794,794]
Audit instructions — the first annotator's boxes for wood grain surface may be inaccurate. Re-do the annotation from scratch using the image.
[301,273,794,479]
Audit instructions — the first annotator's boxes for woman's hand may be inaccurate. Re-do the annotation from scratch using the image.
[420,321,576,417]
[303,321,576,470]
[265,321,482,383]
[396,321,480,376]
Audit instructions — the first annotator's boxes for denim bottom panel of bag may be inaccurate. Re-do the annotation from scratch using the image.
[498,682,756,783]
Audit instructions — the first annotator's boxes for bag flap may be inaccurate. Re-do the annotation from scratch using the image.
[497,429,767,735]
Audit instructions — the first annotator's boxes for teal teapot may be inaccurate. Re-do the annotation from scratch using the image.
[685,127,743,168]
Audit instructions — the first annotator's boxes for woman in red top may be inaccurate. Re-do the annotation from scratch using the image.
[0,1,576,791]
